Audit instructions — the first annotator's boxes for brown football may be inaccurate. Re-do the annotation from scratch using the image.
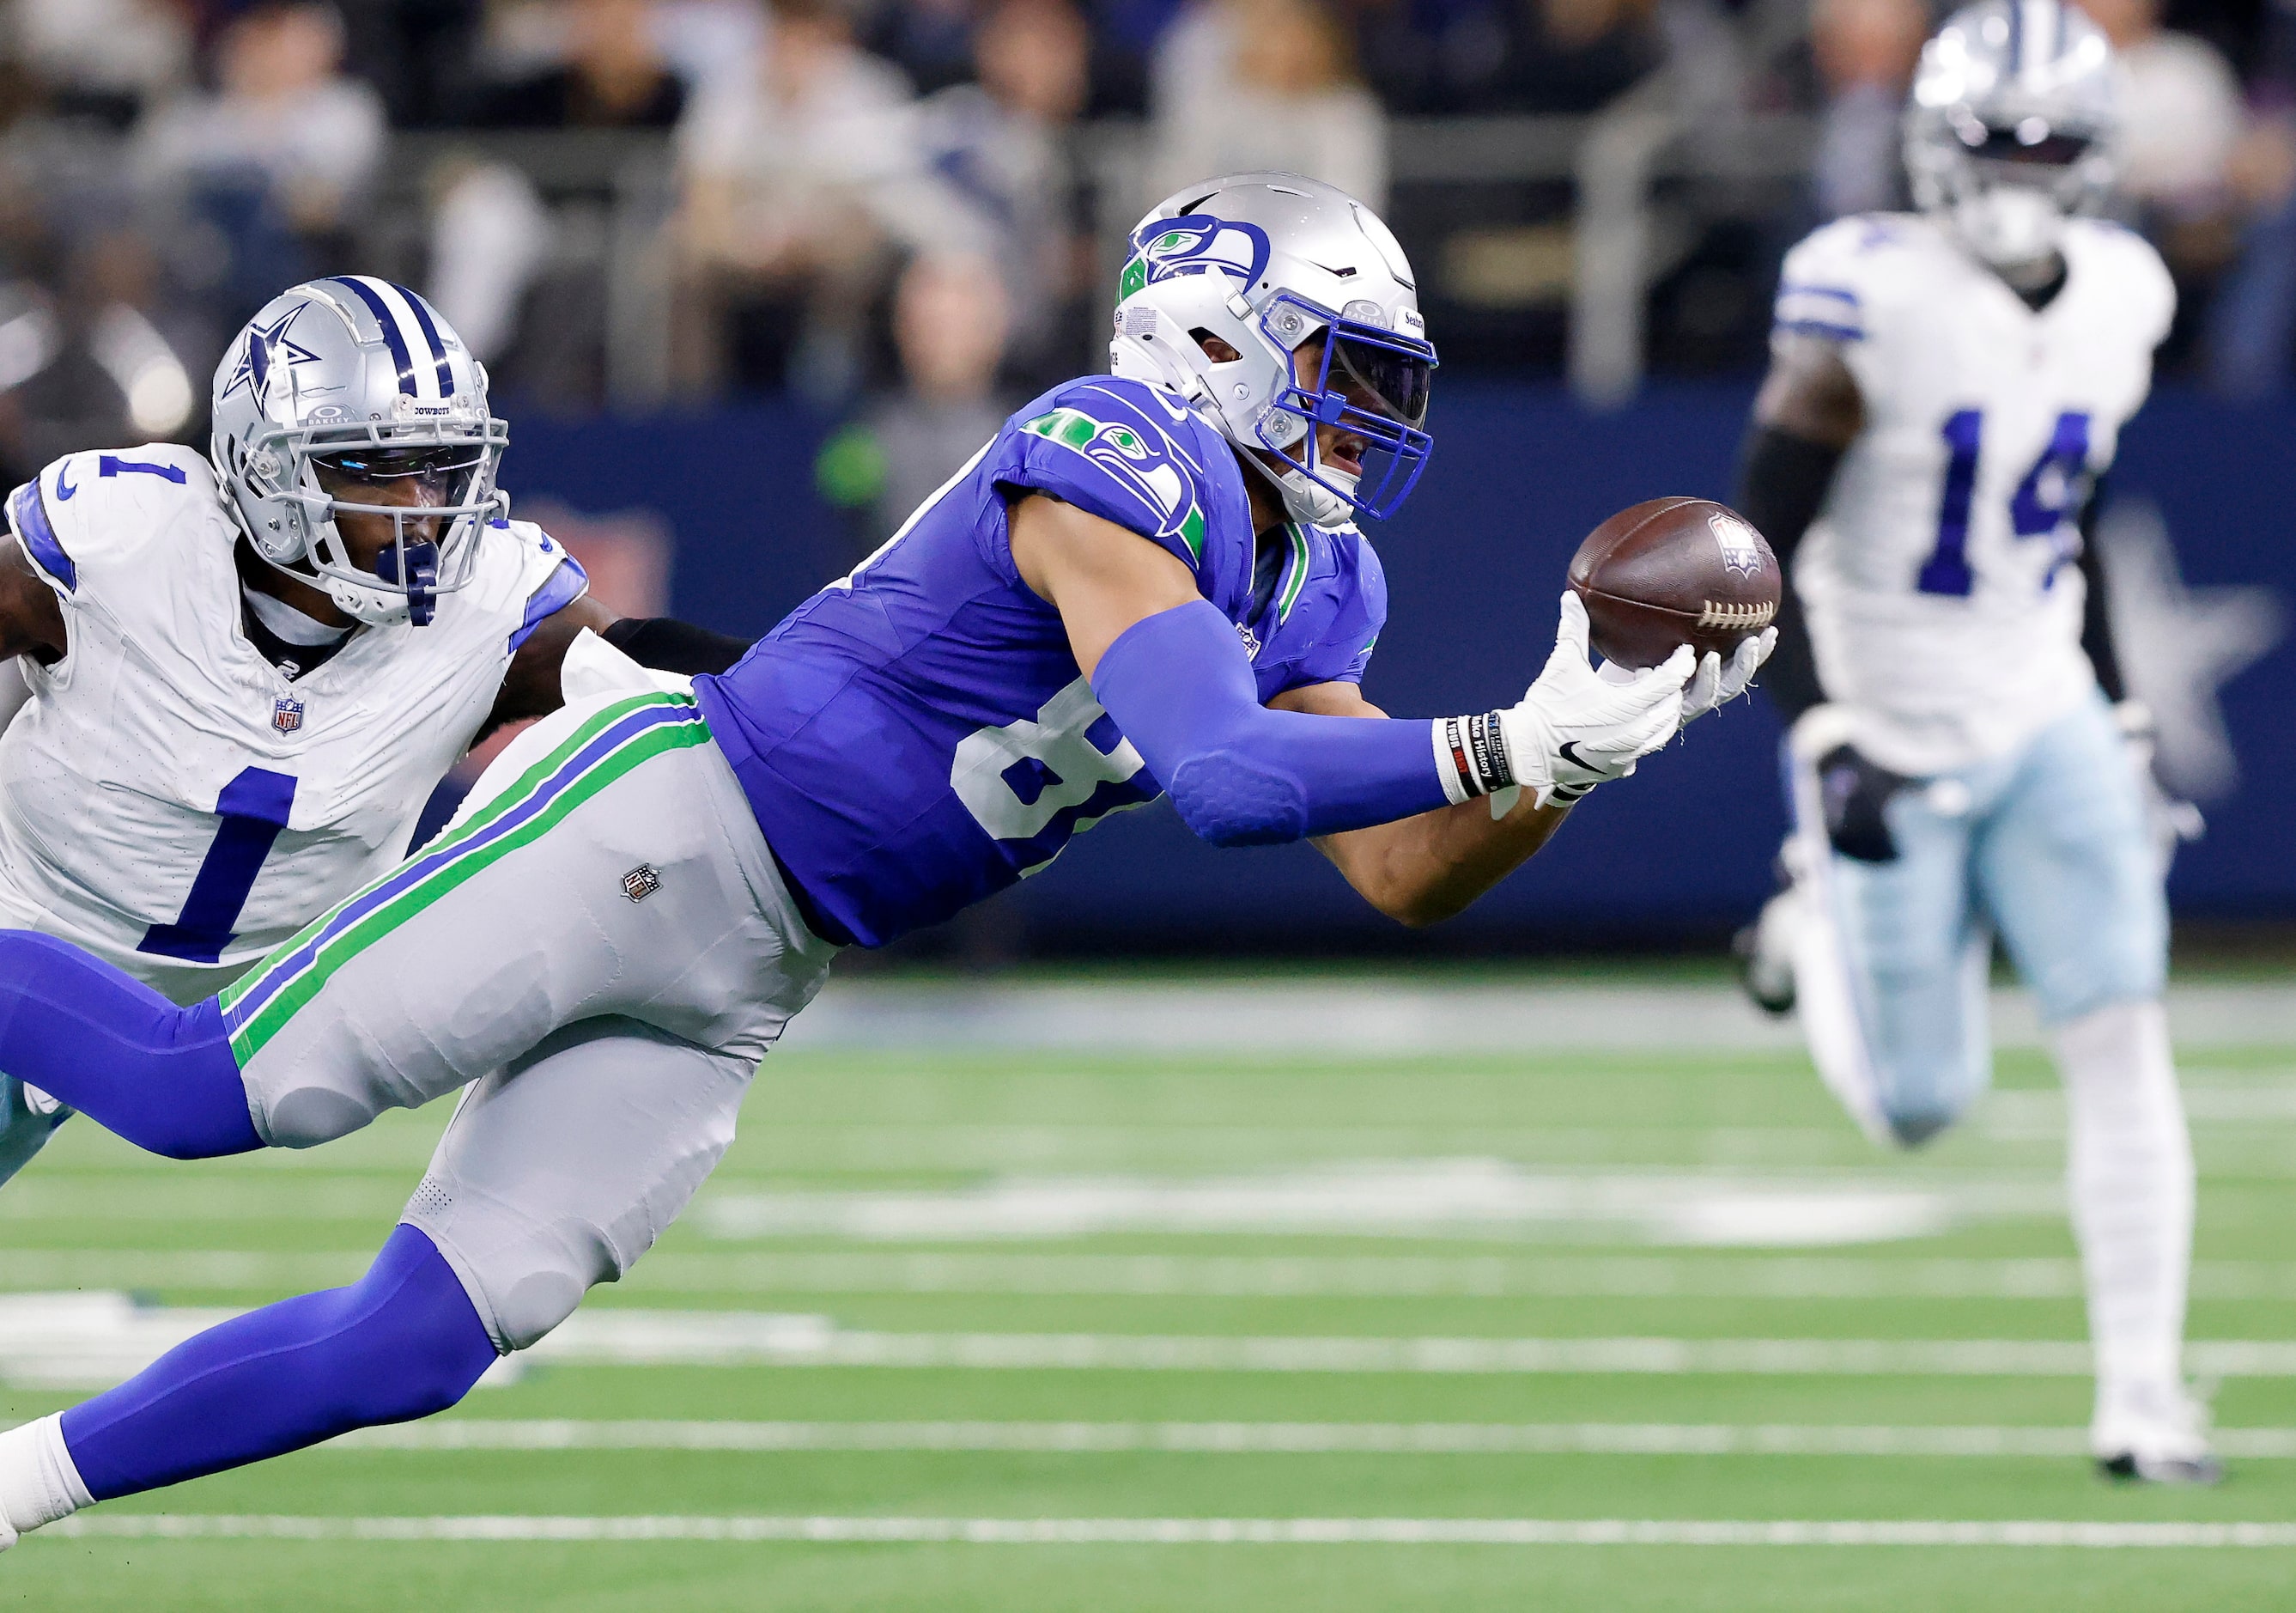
[1566,496,1782,670]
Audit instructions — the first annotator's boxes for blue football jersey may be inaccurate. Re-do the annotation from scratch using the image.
[696,375,1388,948]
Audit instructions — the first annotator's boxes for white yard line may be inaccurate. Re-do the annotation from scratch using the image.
[325,1419,2296,1459]
[519,1320,2296,1377]
[16,1292,2296,1388]
[779,980,2293,1053]
[14,1251,2296,1301]
[37,1514,2296,1548]
[693,1166,2050,1248]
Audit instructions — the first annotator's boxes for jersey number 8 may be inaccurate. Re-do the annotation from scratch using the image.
[951,678,1150,843]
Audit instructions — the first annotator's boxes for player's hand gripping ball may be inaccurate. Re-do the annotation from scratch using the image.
[1567,497,1782,670]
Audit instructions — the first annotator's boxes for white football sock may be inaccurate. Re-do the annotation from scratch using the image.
[2055,998,2194,1415]
[0,1414,93,1544]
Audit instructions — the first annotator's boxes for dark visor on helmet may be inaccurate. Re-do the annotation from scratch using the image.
[314,445,489,481]
[1329,330,1435,428]
[1963,122,2093,168]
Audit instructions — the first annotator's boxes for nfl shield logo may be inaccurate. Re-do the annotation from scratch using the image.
[272,696,304,735]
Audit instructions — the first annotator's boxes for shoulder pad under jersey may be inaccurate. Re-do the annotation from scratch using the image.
[2063,218,2177,350]
[486,513,591,655]
[1772,214,1939,347]
[1001,376,1246,580]
[8,443,217,600]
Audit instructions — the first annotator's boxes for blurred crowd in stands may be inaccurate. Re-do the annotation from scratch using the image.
[1,0,2294,528]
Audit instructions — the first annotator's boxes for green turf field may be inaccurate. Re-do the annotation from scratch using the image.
[4,977,2294,1610]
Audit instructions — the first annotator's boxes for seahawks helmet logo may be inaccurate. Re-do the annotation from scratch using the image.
[1119,214,1273,301]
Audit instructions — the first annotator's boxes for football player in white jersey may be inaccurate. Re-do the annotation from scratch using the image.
[0,276,750,1186]
[1732,1,2212,1481]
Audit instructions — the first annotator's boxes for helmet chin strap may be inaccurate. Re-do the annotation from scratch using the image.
[1236,439,1355,530]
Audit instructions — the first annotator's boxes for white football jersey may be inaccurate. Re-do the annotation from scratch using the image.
[0,443,585,1004]
[1773,214,2174,776]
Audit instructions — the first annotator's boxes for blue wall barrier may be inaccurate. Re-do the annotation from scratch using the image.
[507,383,2293,948]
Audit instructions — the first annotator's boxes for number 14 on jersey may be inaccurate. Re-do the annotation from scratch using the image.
[1919,409,2093,597]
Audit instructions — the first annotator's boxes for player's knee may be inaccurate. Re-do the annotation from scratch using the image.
[334,1227,501,1421]
[413,1206,617,1353]
[262,1085,383,1150]
[2028,928,2166,1028]
[494,1270,589,1353]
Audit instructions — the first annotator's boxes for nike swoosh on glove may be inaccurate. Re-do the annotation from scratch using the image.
[1497,593,1692,807]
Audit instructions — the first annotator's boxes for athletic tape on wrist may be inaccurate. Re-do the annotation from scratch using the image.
[1433,712,1513,805]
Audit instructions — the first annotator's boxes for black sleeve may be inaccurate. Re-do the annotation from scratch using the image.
[599,616,755,677]
[2075,480,2126,703]
[1734,423,1846,727]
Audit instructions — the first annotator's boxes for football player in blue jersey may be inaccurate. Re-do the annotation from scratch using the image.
[0,174,1774,1543]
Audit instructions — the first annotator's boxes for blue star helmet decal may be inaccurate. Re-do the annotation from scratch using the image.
[219,302,325,405]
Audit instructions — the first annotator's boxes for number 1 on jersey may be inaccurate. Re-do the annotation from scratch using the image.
[1917,409,2093,597]
[139,767,298,965]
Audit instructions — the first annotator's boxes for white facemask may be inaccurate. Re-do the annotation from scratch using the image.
[1953,184,2067,271]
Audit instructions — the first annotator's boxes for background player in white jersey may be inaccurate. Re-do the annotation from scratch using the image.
[0,275,750,1187]
[1731,1,2210,1482]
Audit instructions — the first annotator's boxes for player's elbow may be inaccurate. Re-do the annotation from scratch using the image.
[1166,749,1309,847]
[1370,881,1469,930]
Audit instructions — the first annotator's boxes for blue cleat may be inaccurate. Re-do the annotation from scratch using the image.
[0,1074,69,1188]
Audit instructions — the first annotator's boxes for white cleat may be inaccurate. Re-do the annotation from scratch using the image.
[0,1512,16,1551]
[2093,1383,2225,1487]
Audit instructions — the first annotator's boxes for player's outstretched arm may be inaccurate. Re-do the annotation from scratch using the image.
[1012,494,1693,867]
[1274,677,1570,926]
[1276,592,1772,928]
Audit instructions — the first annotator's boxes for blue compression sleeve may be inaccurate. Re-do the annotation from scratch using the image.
[62,1224,499,1500]
[0,931,259,1158]
[1090,600,1453,845]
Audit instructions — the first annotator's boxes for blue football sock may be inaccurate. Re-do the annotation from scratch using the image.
[61,1224,500,1500]
[0,930,258,1159]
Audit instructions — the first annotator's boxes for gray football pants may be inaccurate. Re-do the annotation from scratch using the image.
[217,690,837,1349]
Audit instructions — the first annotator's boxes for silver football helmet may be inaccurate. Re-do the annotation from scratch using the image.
[1904,0,2120,271]
[210,277,508,627]
[1109,173,1436,527]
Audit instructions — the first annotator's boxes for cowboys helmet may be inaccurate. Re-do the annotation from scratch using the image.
[1109,173,1436,527]
[1904,0,2120,271]
[210,277,508,627]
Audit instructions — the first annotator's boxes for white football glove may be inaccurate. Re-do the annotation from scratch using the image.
[1497,593,1693,808]
[1678,626,1777,726]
